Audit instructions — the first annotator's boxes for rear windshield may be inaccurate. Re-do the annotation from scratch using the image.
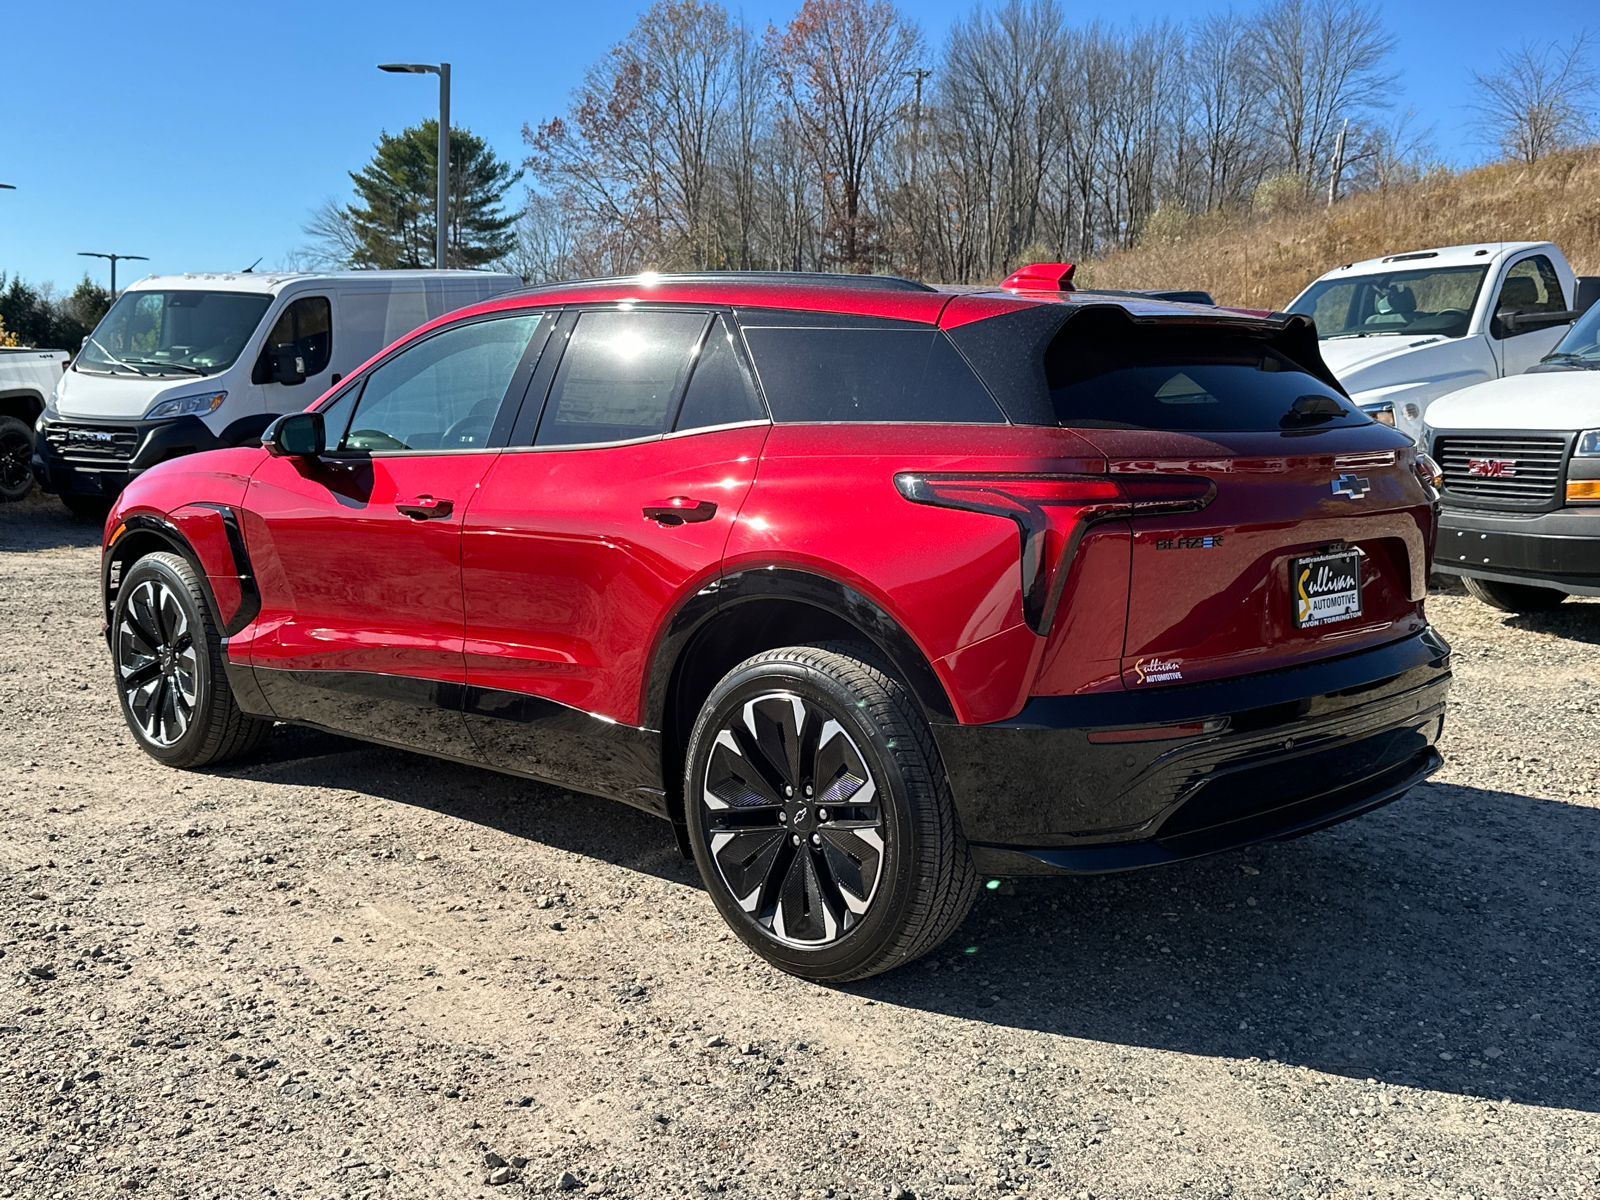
[1046,311,1368,432]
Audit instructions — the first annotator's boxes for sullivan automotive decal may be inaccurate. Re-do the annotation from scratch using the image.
[1132,657,1184,684]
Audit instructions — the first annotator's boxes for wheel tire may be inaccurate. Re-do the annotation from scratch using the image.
[683,642,977,983]
[0,415,36,503]
[1463,575,1568,613]
[111,551,272,768]
[61,493,112,521]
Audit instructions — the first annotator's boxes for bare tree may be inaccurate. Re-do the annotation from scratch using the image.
[1189,12,1268,210]
[1471,34,1598,164]
[767,0,924,271]
[1251,0,1396,198]
[501,192,579,283]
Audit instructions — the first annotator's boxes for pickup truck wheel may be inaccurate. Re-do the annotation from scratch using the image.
[1462,575,1568,613]
[0,415,34,502]
[111,551,272,768]
[684,642,976,983]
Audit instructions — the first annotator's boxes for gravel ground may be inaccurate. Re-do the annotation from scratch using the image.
[2,488,1598,1200]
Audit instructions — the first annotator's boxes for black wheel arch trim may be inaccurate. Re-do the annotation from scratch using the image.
[103,507,261,646]
[646,565,956,734]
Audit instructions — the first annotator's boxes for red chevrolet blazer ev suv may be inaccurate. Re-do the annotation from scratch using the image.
[99,268,1451,981]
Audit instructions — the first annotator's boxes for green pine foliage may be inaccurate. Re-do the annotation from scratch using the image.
[340,121,518,269]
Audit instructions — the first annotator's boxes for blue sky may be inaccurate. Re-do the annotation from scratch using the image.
[2,0,1589,293]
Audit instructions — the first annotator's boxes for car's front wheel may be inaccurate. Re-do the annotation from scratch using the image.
[112,551,272,768]
[1463,575,1568,613]
[684,643,976,982]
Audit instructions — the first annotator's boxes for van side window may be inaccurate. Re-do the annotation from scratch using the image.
[535,310,710,446]
[740,323,1004,423]
[674,315,766,432]
[254,297,333,382]
[1493,256,1567,338]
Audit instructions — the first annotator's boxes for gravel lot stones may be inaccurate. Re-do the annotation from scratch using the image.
[1,491,1598,1199]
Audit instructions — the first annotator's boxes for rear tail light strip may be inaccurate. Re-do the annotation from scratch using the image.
[894,472,1214,635]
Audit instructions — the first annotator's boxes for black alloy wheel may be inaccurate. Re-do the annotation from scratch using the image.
[700,690,888,945]
[111,552,272,768]
[117,573,201,747]
[0,415,34,502]
[685,643,976,982]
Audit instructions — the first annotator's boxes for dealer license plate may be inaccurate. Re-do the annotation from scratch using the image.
[1292,549,1363,628]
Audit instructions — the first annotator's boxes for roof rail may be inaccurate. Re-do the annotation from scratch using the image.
[509,270,936,297]
[1381,251,1439,263]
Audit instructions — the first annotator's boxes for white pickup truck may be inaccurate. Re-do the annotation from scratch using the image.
[1422,299,1600,612]
[0,347,70,502]
[1286,241,1599,443]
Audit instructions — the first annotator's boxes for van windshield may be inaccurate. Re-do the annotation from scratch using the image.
[77,290,273,378]
[1288,265,1488,340]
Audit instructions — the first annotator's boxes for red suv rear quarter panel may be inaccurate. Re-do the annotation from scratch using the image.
[728,423,1108,724]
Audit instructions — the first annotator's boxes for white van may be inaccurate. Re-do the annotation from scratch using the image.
[34,269,523,514]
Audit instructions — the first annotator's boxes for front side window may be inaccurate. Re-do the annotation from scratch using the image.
[77,290,273,377]
[740,323,1004,423]
[535,310,710,446]
[1289,266,1488,340]
[339,314,543,452]
[1493,255,1567,338]
[254,296,332,382]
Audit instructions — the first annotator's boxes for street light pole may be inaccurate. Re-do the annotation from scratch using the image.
[78,252,149,300]
[379,61,452,270]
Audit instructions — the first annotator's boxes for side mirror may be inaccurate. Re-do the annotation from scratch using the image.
[270,342,308,386]
[262,411,325,457]
[1501,308,1577,333]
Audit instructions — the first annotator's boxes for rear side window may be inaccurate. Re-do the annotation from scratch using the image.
[741,324,1003,423]
[536,310,709,446]
[1046,309,1366,432]
[675,315,766,432]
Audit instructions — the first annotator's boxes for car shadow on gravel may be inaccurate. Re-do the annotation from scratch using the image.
[215,727,1599,1112]
[855,779,1600,1113]
[1504,603,1600,645]
[220,723,699,885]
[0,492,102,552]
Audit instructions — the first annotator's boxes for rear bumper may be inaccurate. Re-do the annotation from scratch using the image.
[1434,505,1600,596]
[32,415,220,498]
[932,628,1451,875]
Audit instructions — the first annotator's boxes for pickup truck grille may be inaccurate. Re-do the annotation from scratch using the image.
[1434,435,1566,506]
[44,423,140,462]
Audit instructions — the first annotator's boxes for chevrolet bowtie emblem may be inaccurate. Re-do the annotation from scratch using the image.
[1331,473,1371,500]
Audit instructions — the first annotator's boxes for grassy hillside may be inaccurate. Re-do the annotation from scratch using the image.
[1082,148,1600,310]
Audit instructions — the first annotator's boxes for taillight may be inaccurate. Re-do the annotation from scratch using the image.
[894,472,1213,633]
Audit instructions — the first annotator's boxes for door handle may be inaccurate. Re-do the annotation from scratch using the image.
[396,496,454,520]
[643,497,717,526]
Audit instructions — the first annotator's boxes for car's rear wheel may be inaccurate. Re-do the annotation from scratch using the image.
[684,642,976,982]
[0,415,36,503]
[112,551,272,768]
[1463,575,1568,613]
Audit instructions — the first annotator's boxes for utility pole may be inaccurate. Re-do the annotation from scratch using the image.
[905,67,933,189]
[379,61,452,269]
[1327,118,1349,207]
[78,251,149,300]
